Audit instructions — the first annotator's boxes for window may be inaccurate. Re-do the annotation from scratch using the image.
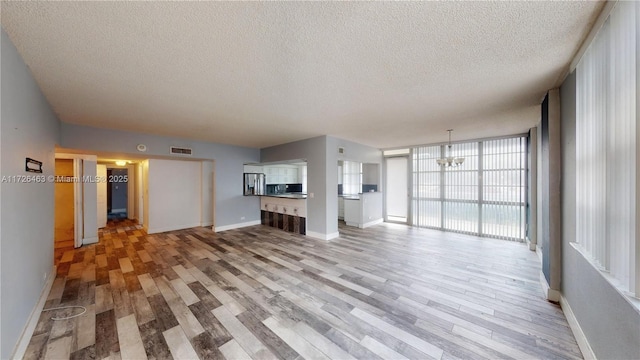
[575,1,638,296]
[342,161,362,195]
[412,137,527,241]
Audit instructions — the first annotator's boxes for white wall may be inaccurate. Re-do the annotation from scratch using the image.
[142,160,149,230]
[1,29,60,359]
[147,159,202,234]
[82,160,98,244]
[201,160,214,227]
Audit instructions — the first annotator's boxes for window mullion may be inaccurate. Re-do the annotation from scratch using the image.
[478,141,484,237]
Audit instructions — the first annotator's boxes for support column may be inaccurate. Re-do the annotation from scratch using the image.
[539,89,562,302]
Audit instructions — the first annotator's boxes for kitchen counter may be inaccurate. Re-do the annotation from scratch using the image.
[341,195,361,200]
[344,192,383,229]
[260,195,307,235]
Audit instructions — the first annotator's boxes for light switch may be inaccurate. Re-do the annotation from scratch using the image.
[309,192,314,198]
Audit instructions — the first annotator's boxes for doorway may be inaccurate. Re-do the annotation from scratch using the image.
[54,159,75,262]
[385,156,409,223]
[107,168,128,220]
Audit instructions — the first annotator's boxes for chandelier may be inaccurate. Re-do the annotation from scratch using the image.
[436,129,465,167]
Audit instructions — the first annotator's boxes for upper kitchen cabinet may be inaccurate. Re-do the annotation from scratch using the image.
[244,164,264,174]
[362,163,380,192]
[262,163,306,185]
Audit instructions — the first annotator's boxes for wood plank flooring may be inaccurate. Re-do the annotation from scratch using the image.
[27,220,582,359]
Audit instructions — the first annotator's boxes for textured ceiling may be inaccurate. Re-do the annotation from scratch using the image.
[1,1,603,149]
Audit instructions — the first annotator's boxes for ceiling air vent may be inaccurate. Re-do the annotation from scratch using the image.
[338,147,345,154]
[170,146,193,156]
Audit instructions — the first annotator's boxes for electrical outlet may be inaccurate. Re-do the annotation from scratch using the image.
[241,216,245,220]
[43,272,47,281]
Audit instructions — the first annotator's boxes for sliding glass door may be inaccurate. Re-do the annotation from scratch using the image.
[385,157,408,223]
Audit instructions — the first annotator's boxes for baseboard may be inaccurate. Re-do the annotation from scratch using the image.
[539,271,561,302]
[200,221,214,227]
[147,222,202,234]
[535,244,543,262]
[526,236,537,251]
[560,295,597,360]
[214,220,261,232]
[361,218,383,228]
[83,236,99,245]
[110,208,126,214]
[11,265,57,359]
[306,231,340,241]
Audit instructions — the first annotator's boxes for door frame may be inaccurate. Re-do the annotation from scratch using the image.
[97,164,108,229]
[105,164,135,219]
[55,153,97,248]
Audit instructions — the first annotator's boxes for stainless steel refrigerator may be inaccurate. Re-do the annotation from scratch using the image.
[243,173,266,195]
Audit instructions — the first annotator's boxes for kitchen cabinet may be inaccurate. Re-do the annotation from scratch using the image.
[265,167,279,184]
[343,192,383,228]
[244,165,264,173]
[264,165,301,184]
[338,197,344,220]
[260,196,306,235]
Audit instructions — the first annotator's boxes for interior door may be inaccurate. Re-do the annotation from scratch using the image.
[97,164,107,228]
[385,156,409,223]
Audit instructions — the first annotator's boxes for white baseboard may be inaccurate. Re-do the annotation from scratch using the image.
[526,236,537,251]
[214,220,261,232]
[110,208,127,214]
[11,265,57,359]
[560,295,597,360]
[307,231,340,241]
[147,222,202,234]
[83,236,99,245]
[539,271,561,302]
[201,221,214,227]
[361,218,383,229]
[535,244,543,262]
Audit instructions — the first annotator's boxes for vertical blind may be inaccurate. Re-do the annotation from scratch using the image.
[576,1,638,295]
[412,137,526,241]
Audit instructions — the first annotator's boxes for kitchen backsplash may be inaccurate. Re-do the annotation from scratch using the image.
[362,184,378,192]
[267,183,303,195]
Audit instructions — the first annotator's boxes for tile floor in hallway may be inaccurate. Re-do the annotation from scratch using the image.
[26,220,582,359]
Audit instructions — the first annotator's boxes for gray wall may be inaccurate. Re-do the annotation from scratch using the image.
[261,135,382,238]
[328,136,383,234]
[540,95,551,283]
[261,136,330,236]
[539,90,562,293]
[1,29,61,358]
[60,123,261,228]
[560,71,640,359]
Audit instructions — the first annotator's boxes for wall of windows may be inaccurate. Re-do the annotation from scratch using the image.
[412,136,527,241]
[342,160,362,195]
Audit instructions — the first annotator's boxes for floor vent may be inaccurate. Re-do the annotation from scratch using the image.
[338,147,345,154]
[170,146,193,155]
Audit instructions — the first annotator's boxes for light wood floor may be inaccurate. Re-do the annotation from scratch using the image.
[27,221,582,359]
